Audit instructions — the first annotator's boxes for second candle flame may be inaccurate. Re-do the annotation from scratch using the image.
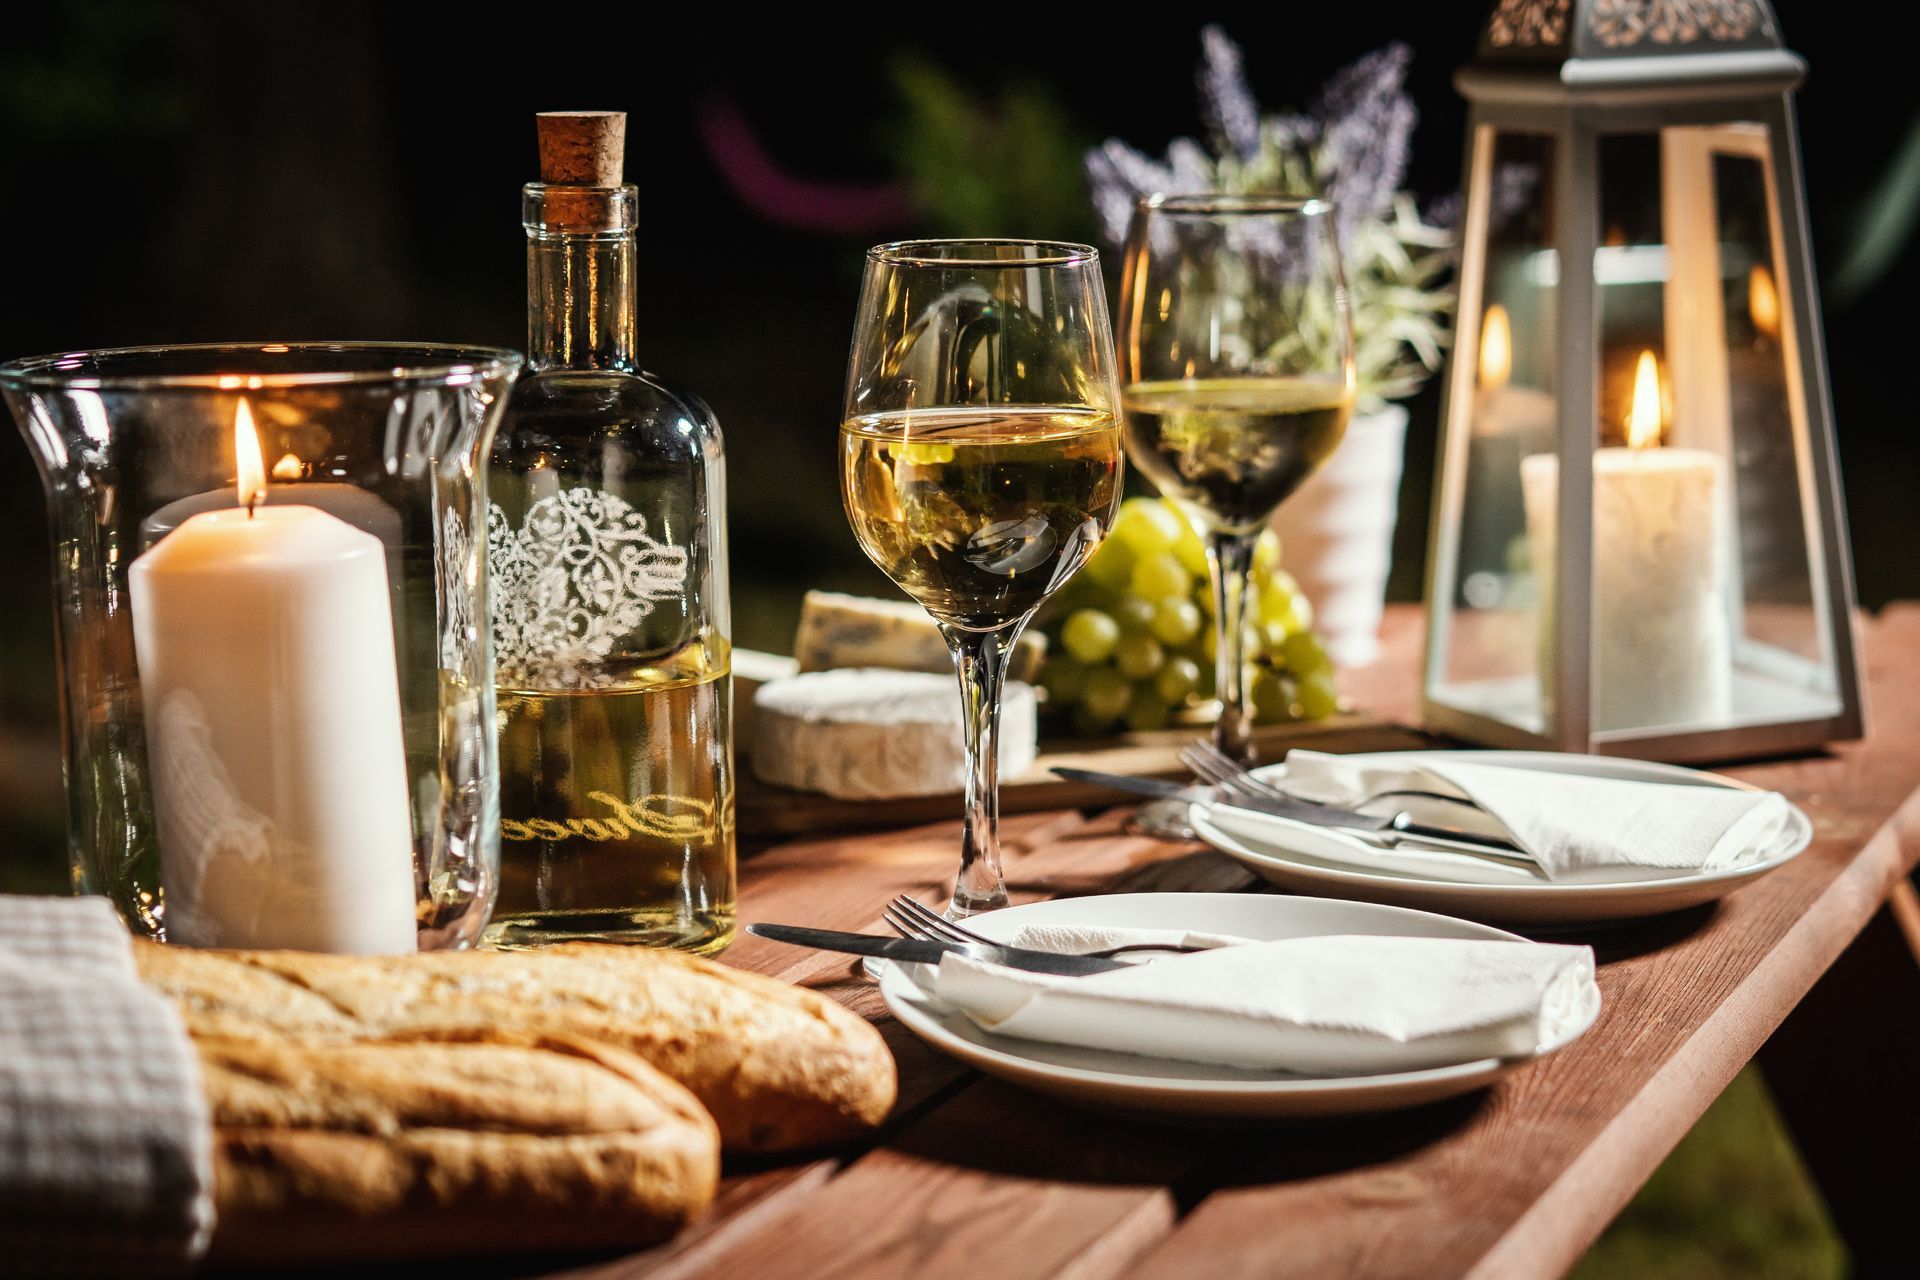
[1626,350,1663,450]
[235,398,268,513]
[1479,304,1512,390]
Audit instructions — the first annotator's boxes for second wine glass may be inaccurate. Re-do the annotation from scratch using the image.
[841,240,1124,916]
[1119,195,1356,762]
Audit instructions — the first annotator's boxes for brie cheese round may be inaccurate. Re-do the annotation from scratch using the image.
[750,668,1038,800]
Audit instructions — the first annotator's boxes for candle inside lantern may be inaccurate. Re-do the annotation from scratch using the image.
[129,399,418,952]
[1474,305,1556,439]
[1455,305,1558,608]
[1521,351,1731,731]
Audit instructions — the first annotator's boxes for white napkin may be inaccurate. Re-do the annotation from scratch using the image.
[930,928,1599,1075]
[0,895,215,1276]
[1264,751,1795,882]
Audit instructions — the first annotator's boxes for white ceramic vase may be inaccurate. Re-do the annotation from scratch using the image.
[1267,403,1408,668]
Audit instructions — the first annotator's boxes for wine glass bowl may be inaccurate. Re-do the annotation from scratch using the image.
[1119,196,1355,759]
[842,240,1124,915]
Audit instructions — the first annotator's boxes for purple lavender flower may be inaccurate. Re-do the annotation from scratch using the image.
[1085,139,1177,245]
[1322,93,1415,244]
[1080,28,1454,403]
[1198,24,1263,163]
[1310,42,1413,140]
[1313,42,1416,235]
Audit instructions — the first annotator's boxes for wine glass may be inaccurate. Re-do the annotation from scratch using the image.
[1119,195,1355,762]
[842,240,1124,916]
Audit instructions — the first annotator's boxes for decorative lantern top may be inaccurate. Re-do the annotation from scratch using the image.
[1474,0,1800,90]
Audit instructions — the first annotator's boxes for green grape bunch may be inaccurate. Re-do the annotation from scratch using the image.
[1036,497,1339,734]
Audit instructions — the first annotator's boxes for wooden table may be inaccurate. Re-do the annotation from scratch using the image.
[529,605,1920,1280]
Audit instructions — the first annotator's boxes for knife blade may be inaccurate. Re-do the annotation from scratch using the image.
[746,923,1129,976]
[1051,765,1534,864]
[1051,766,1190,800]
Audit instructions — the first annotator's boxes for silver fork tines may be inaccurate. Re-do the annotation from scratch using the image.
[1183,740,1478,811]
[884,894,989,945]
[883,892,1206,960]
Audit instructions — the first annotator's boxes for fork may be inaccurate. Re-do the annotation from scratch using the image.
[1184,740,1480,811]
[1180,744,1535,863]
[883,894,1207,960]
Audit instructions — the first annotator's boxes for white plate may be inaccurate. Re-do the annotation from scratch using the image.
[877,892,1598,1120]
[1190,751,1813,928]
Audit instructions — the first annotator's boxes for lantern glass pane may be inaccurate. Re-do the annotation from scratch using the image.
[1560,131,1737,734]
[1435,129,1559,734]
[1707,148,1844,722]
[1563,124,1843,738]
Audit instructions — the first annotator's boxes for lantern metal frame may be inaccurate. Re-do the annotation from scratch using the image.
[1422,0,1864,762]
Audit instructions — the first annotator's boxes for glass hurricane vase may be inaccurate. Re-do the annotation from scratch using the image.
[0,343,520,951]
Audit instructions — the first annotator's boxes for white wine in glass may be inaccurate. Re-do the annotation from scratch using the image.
[842,240,1123,916]
[1120,196,1355,761]
[841,407,1121,628]
[1121,376,1353,534]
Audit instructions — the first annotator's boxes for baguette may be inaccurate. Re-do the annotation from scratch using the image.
[200,1031,718,1266]
[135,941,896,1152]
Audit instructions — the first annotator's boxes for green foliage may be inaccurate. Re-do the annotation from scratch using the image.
[886,55,1097,244]
[1166,110,1452,411]
[1576,1068,1844,1280]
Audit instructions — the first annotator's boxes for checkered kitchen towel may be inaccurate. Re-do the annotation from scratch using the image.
[0,895,213,1276]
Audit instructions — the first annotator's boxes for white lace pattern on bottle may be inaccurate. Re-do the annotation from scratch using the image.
[488,488,688,689]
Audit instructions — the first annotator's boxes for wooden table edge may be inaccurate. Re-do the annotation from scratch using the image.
[1463,781,1920,1279]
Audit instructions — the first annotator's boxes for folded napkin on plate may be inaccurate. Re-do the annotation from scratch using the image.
[0,895,213,1278]
[1273,751,1794,881]
[930,926,1598,1075]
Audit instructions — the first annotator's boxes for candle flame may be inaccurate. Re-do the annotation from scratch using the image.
[1749,263,1781,339]
[1626,350,1663,449]
[271,452,304,481]
[1478,304,1512,390]
[234,398,268,511]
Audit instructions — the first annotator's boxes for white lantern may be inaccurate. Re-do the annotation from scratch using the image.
[1422,0,1864,761]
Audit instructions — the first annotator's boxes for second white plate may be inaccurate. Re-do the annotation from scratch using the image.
[878,891,1599,1120]
[1190,750,1812,928]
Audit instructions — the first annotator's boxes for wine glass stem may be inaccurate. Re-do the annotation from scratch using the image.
[939,617,1023,918]
[1207,530,1257,764]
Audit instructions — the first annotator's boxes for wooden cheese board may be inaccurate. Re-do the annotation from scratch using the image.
[736,709,1436,840]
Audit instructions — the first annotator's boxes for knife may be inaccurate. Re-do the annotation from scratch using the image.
[1050,766,1534,863]
[746,923,1128,976]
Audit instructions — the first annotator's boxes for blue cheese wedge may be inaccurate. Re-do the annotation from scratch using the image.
[793,591,1046,682]
[750,669,1038,800]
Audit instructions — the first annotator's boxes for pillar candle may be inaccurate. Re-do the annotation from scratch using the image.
[128,402,418,952]
[1521,446,1731,731]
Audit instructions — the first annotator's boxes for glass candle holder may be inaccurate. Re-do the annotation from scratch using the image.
[1,343,520,951]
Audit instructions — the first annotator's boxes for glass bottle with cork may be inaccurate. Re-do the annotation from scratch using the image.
[485,110,735,952]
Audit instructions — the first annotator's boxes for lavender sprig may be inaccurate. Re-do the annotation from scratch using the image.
[1198,24,1263,163]
[1081,28,1455,407]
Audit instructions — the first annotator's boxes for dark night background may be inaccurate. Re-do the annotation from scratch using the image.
[0,4,1901,1272]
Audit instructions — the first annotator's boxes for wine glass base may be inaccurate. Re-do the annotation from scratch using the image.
[1131,796,1199,841]
[946,891,1009,920]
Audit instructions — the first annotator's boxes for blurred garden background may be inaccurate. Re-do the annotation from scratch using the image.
[3,3,1910,1274]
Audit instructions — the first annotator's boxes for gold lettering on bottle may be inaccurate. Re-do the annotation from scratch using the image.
[500,791,721,842]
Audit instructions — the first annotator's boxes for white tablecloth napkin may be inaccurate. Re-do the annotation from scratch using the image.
[930,928,1599,1075]
[0,895,213,1277]
[1274,751,1794,881]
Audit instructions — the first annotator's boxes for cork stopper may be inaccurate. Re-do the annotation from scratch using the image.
[536,112,625,186]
